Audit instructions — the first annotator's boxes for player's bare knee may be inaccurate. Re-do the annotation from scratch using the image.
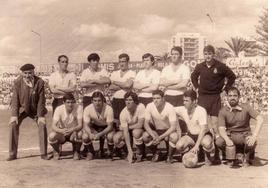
[48,131,58,142]
[169,132,178,144]
[113,133,122,145]
[77,131,83,140]
[215,137,225,149]
[142,132,151,144]
[132,129,143,139]
[107,132,114,144]
[201,136,213,150]
[176,140,186,152]
[82,133,90,143]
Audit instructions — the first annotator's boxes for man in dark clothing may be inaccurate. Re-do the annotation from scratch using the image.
[7,64,49,161]
[191,45,236,163]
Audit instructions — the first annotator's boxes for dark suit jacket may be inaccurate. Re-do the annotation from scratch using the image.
[10,75,47,117]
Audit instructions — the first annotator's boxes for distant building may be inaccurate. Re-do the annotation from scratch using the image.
[168,33,207,60]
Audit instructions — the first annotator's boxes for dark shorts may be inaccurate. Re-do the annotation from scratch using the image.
[112,98,126,120]
[52,98,64,114]
[138,97,152,107]
[90,124,107,133]
[83,96,92,109]
[164,94,183,107]
[186,131,213,143]
[198,94,221,116]
[149,123,167,136]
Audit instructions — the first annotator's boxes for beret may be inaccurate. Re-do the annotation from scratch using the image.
[20,64,35,71]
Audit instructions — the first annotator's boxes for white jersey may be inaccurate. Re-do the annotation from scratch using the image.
[83,103,114,127]
[160,64,190,96]
[49,71,77,99]
[120,103,145,128]
[53,104,83,129]
[175,105,207,135]
[80,68,109,97]
[145,102,177,130]
[110,69,136,99]
[134,69,161,98]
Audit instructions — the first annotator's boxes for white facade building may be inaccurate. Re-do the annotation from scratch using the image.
[168,33,207,60]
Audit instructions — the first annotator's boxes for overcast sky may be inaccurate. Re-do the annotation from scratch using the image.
[0,0,268,65]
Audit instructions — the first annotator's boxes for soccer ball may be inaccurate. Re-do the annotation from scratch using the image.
[182,152,198,168]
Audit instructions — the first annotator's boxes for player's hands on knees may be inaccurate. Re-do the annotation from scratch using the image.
[190,145,199,154]
[246,136,257,147]
[225,138,234,147]
[152,135,161,145]
[93,133,101,140]
[9,116,18,124]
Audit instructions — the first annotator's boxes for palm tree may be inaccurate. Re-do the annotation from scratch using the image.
[215,47,232,62]
[224,37,255,57]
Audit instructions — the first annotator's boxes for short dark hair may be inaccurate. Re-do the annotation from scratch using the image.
[142,53,155,65]
[118,53,129,62]
[124,91,139,104]
[171,46,183,56]
[63,93,75,102]
[183,90,197,101]
[92,91,106,102]
[152,90,164,98]
[227,86,240,97]
[87,53,100,62]
[203,45,215,54]
[58,55,69,63]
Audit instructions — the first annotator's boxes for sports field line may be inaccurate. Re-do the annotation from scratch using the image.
[1,124,268,153]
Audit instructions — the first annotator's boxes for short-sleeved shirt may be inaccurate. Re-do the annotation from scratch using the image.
[110,69,136,99]
[49,71,77,98]
[218,103,259,132]
[145,102,177,130]
[80,68,109,97]
[53,104,83,129]
[134,69,161,98]
[120,103,145,128]
[83,103,114,127]
[160,64,190,96]
[175,105,207,135]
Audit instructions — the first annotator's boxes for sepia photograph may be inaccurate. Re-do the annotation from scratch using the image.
[0,0,268,187]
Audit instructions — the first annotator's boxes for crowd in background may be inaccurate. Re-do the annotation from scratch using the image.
[0,65,268,113]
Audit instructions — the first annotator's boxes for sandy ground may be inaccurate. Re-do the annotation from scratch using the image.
[0,110,268,188]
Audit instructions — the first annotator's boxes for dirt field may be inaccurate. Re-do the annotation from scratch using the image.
[0,110,268,188]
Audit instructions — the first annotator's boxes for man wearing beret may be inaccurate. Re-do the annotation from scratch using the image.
[7,63,49,161]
